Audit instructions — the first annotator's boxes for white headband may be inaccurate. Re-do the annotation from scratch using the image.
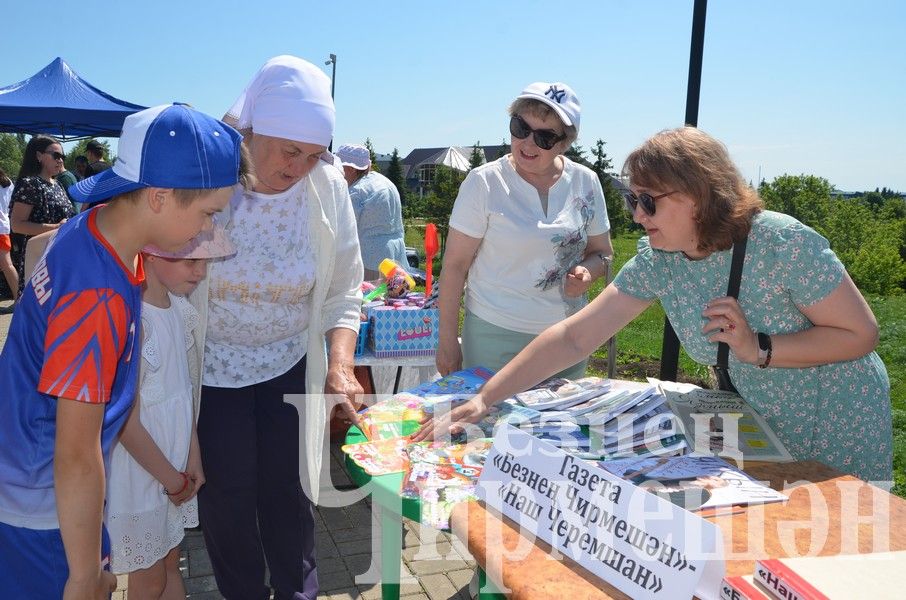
[228,55,335,147]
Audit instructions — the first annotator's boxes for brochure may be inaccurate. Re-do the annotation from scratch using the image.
[597,454,788,510]
[513,376,611,411]
[402,438,493,529]
[476,400,542,436]
[341,437,411,476]
[358,394,427,441]
[666,388,794,462]
[407,366,495,397]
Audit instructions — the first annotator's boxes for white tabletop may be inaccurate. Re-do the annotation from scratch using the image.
[353,349,437,368]
[353,350,438,396]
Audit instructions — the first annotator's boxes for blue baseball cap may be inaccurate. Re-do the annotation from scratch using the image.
[70,103,243,205]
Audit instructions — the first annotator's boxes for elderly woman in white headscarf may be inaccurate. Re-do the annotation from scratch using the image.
[191,55,363,600]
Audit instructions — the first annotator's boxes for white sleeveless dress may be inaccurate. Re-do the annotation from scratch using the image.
[106,295,199,573]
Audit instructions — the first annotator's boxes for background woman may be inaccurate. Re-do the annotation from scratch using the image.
[193,55,363,600]
[436,81,613,379]
[0,169,16,310]
[9,135,76,291]
[336,143,407,280]
[416,127,891,483]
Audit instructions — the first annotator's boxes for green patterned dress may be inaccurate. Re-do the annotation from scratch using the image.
[613,211,892,481]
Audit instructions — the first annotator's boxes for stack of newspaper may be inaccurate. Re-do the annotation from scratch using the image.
[478,377,687,459]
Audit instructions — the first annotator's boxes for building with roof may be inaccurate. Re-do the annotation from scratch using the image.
[400,144,508,196]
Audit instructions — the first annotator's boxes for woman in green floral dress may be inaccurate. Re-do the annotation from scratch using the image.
[415,127,892,483]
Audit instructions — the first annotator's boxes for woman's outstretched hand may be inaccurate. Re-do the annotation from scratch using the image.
[411,395,490,442]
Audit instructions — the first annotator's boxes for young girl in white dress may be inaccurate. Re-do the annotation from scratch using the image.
[107,225,235,598]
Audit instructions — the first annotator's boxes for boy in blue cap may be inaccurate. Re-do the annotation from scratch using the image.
[0,103,245,599]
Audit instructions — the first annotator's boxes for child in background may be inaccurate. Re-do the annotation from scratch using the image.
[107,227,236,598]
[0,103,244,600]
[0,169,16,312]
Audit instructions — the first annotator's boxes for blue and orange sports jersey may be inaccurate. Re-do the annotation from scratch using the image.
[0,207,143,529]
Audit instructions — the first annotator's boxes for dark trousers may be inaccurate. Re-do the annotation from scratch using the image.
[197,357,317,600]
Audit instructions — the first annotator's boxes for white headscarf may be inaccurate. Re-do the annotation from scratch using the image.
[227,55,335,147]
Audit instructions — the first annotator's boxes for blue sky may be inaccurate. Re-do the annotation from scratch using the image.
[4,0,904,191]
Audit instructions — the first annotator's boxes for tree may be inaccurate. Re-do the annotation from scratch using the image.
[759,174,832,231]
[0,133,25,178]
[564,143,588,165]
[496,138,510,159]
[385,148,407,203]
[364,138,379,173]
[761,174,906,295]
[468,141,484,170]
[420,165,465,252]
[590,139,630,234]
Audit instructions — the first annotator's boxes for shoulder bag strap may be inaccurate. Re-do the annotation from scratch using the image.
[716,237,748,370]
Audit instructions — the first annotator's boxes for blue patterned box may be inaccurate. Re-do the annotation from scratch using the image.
[369,306,439,358]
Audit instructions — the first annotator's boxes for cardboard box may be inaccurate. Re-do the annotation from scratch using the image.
[369,306,438,358]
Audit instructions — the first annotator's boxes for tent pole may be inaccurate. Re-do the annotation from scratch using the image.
[660,0,708,383]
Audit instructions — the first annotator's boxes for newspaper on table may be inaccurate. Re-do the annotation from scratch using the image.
[663,386,793,463]
[597,454,788,510]
[512,376,611,411]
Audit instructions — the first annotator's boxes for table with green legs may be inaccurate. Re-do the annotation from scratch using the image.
[343,425,506,600]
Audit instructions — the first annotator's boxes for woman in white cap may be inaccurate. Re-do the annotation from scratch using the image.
[193,55,364,600]
[336,143,408,280]
[436,82,613,378]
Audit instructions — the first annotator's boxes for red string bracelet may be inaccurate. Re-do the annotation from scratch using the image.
[164,472,190,496]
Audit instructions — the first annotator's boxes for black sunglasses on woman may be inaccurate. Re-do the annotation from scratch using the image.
[509,114,566,151]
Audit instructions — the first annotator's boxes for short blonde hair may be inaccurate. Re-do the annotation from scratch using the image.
[622,127,763,253]
[508,98,579,146]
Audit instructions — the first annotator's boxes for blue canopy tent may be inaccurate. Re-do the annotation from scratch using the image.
[0,57,146,139]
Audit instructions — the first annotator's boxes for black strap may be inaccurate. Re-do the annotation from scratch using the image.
[716,238,748,370]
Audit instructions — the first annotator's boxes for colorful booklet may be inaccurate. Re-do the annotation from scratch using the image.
[341,437,411,476]
[597,454,788,510]
[666,388,794,462]
[407,366,495,398]
[512,376,611,411]
[358,393,427,441]
[402,438,493,529]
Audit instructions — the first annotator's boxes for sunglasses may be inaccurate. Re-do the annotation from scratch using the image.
[42,150,65,161]
[622,189,677,216]
[509,114,566,151]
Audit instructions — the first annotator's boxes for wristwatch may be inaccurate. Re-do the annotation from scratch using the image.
[756,332,773,368]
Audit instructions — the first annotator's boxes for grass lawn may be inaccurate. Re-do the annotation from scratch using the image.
[408,223,905,496]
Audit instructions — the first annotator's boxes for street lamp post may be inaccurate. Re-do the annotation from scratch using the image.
[325,53,337,151]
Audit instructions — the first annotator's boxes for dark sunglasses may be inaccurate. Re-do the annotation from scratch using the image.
[42,150,65,161]
[622,189,677,216]
[509,114,566,151]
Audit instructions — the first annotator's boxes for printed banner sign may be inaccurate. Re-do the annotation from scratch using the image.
[477,426,725,600]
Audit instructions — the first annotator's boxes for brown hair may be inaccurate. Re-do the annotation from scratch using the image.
[0,168,10,188]
[508,98,579,146]
[622,127,763,253]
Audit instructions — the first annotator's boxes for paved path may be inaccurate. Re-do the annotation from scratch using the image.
[0,299,477,599]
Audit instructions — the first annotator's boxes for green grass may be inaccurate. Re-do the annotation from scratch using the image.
[414,221,905,496]
[866,294,906,496]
